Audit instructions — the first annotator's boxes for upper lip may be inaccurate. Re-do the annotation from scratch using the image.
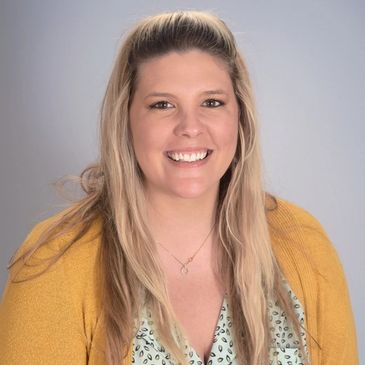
[165,147,213,154]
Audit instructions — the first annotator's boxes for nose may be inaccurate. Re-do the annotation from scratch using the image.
[173,108,204,138]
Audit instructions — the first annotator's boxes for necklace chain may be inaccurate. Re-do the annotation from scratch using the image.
[156,224,215,275]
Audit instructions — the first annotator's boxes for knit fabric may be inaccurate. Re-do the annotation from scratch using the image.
[0,198,358,364]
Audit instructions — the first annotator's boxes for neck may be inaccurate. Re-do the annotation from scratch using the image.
[144,187,219,252]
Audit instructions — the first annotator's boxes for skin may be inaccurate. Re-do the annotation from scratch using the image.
[129,49,239,246]
[129,49,240,362]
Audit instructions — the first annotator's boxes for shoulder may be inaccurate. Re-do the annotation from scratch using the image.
[266,195,330,240]
[266,195,343,282]
[8,207,104,312]
[13,207,103,269]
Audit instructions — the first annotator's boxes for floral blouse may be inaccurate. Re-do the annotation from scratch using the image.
[131,280,310,365]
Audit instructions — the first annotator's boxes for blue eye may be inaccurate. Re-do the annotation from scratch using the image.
[203,99,224,108]
[149,101,174,109]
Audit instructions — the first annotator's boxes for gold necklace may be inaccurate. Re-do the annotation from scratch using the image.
[156,224,215,275]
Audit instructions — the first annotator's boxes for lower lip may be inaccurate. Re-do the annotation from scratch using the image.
[166,152,212,168]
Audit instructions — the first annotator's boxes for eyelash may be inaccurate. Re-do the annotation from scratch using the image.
[149,99,225,110]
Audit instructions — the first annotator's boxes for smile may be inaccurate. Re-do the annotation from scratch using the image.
[166,149,213,162]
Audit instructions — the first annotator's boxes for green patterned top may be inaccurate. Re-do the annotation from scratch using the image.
[132,280,310,365]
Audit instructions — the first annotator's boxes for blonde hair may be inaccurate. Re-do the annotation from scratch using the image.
[8,10,310,365]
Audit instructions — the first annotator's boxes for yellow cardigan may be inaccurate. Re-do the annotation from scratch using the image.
[0,198,358,364]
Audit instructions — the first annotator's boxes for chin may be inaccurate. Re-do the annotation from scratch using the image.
[168,183,218,200]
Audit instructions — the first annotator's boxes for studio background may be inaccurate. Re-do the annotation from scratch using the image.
[1,1,364,362]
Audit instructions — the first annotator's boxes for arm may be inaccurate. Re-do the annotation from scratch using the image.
[315,229,359,364]
[287,200,359,365]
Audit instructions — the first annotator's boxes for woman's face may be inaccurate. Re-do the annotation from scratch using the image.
[129,49,239,200]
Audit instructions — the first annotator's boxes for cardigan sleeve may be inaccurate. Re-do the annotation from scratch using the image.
[0,221,89,364]
[288,200,359,365]
[314,226,359,364]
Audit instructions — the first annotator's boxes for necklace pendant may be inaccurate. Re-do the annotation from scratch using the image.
[180,265,189,275]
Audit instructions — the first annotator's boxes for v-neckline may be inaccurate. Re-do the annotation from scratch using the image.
[182,293,229,365]
[137,292,237,365]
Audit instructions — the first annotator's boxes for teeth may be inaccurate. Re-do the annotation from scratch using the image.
[168,150,209,162]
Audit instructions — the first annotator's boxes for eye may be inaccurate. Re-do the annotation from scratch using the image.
[202,99,225,108]
[149,101,174,109]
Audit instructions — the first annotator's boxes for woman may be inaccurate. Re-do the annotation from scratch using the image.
[0,10,358,365]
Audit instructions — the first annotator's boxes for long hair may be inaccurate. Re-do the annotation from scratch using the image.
[8,10,310,365]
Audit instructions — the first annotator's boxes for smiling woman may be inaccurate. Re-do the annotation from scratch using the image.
[0,10,358,365]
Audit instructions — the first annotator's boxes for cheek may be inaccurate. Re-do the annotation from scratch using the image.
[131,127,151,166]
[130,118,148,167]
[134,124,166,149]
[216,118,238,153]
[130,118,168,167]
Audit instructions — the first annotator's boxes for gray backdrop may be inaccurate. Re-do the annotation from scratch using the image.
[1,0,364,362]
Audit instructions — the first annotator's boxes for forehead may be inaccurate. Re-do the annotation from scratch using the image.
[134,49,233,93]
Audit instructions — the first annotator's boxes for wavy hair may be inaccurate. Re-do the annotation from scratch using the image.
[8,10,310,365]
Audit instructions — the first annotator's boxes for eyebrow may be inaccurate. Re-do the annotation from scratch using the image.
[143,89,228,100]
